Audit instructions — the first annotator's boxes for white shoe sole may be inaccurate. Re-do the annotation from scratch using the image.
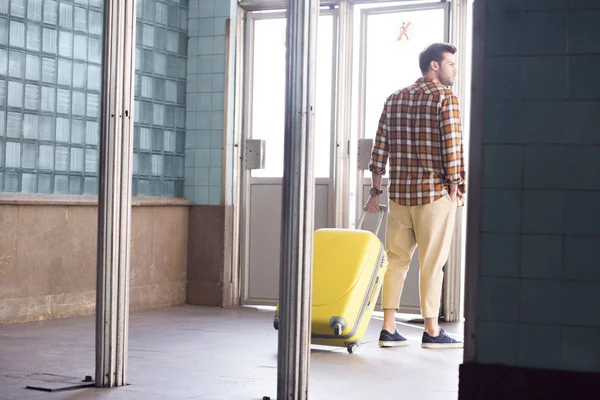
[378,340,410,348]
[421,342,463,349]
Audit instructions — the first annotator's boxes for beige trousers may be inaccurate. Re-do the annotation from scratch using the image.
[382,195,457,318]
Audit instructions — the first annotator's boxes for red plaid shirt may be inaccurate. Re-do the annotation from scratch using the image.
[369,77,466,206]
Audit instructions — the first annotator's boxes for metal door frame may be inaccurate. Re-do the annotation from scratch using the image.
[238,8,341,305]
[234,0,470,316]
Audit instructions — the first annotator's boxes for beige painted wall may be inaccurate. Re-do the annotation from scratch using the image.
[0,195,191,323]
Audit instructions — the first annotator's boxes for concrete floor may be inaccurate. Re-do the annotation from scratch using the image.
[0,305,463,399]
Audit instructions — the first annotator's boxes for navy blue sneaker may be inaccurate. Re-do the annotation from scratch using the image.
[378,329,409,347]
[421,328,463,349]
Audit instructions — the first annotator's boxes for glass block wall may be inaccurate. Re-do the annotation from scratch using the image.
[0,0,187,197]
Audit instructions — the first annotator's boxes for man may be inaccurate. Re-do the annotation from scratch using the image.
[366,42,466,349]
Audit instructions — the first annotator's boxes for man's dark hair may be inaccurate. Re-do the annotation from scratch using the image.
[418,43,457,74]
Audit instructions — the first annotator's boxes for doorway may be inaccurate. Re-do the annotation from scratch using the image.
[237,0,472,324]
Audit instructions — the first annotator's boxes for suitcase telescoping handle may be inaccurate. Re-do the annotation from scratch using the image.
[356,205,388,236]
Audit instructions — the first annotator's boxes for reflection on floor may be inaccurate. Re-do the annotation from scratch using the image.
[0,305,463,399]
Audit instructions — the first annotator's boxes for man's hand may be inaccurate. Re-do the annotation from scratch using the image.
[365,195,381,214]
[449,183,458,202]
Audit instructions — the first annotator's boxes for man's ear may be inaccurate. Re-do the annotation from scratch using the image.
[430,60,439,71]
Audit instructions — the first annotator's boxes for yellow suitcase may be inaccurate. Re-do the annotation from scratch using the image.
[274,206,388,354]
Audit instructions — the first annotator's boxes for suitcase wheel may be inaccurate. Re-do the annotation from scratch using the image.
[273,316,279,330]
[347,344,358,354]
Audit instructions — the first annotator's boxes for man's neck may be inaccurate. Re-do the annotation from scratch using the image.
[422,73,439,84]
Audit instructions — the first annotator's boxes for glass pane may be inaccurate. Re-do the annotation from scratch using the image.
[74,7,87,32]
[71,119,85,144]
[153,104,164,126]
[73,34,87,61]
[72,91,86,116]
[151,154,163,176]
[141,75,152,98]
[0,110,5,137]
[0,141,3,166]
[140,127,151,150]
[22,173,37,193]
[26,24,41,51]
[85,148,97,173]
[0,48,6,75]
[8,51,24,78]
[84,176,97,195]
[25,84,40,110]
[165,80,177,103]
[54,174,68,194]
[174,156,183,178]
[39,116,54,141]
[42,57,56,83]
[42,28,57,54]
[86,120,99,145]
[55,146,69,171]
[154,52,166,75]
[250,18,286,177]
[10,0,26,18]
[9,20,25,48]
[154,26,166,51]
[363,8,446,143]
[88,37,102,64]
[69,175,82,194]
[152,128,163,151]
[165,105,175,127]
[44,1,58,25]
[57,88,71,114]
[39,144,54,169]
[41,86,56,112]
[0,80,5,106]
[164,130,175,152]
[22,142,37,168]
[7,81,23,108]
[57,58,72,86]
[154,77,165,101]
[167,31,178,53]
[306,16,334,177]
[87,64,101,91]
[73,62,86,88]
[156,2,168,25]
[89,10,102,36]
[87,93,99,117]
[38,174,52,193]
[6,112,22,138]
[138,153,151,175]
[59,3,73,30]
[23,113,38,138]
[0,18,7,46]
[58,31,73,58]
[142,24,154,47]
[5,141,21,167]
[5,172,20,192]
[26,54,40,80]
[27,0,43,22]
[70,147,83,171]
[56,117,70,142]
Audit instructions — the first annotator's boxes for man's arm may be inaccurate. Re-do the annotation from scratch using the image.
[440,94,466,199]
[366,104,389,213]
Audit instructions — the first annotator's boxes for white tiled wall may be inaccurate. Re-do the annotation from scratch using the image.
[477,0,600,373]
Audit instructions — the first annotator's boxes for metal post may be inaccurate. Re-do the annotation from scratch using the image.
[95,0,136,388]
[278,0,319,398]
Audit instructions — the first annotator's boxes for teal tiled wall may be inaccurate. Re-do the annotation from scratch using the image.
[476,0,600,373]
[184,0,236,205]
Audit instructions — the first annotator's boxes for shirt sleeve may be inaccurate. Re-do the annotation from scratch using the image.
[440,94,465,186]
[368,102,389,175]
